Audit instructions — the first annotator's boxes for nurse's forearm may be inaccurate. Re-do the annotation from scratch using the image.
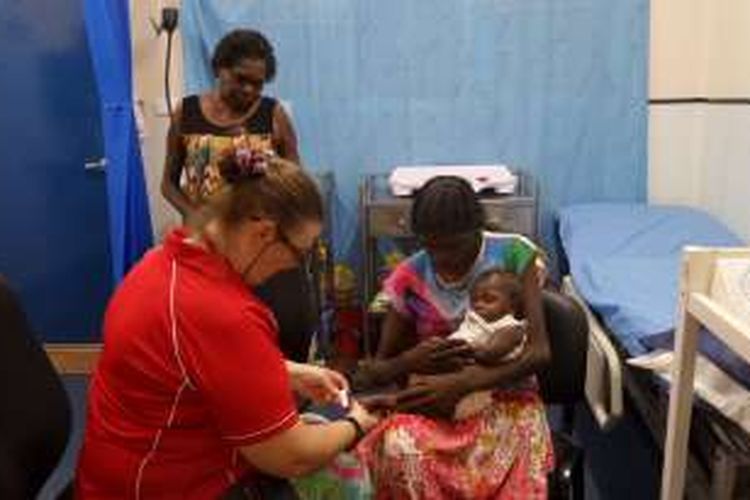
[240,419,359,478]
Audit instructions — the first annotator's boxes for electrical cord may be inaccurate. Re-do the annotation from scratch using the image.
[165,30,174,121]
[160,8,179,122]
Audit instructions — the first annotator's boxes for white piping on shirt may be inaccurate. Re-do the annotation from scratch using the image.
[134,379,189,500]
[134,259,195,498]
[223,410,298,441]
[169,260,195,389]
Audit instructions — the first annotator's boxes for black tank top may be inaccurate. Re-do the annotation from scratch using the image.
[179,94,277,203]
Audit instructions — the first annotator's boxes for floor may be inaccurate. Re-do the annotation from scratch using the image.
[572,402,661,499]
[38,377,662,499]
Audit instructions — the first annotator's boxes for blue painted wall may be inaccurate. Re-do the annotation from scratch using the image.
[183,1,648,267]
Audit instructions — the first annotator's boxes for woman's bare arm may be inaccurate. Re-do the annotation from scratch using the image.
[160,106,196,219]
[354,309,472,390]
[353,309,415,389]
[272,102,300,164]
[240,401,376,477]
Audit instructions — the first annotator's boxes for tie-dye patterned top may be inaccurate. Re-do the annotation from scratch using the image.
[383,231,537,340]
[179,94,277,203]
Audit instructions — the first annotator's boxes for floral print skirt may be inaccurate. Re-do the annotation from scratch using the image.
[357,389,553,500]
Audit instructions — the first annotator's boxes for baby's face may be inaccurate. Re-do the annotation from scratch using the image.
[469,277,515,322]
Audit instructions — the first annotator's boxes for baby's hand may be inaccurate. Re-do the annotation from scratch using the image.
[473,324,526,365]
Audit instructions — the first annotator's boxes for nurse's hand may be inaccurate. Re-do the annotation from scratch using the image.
[287,362,349,405]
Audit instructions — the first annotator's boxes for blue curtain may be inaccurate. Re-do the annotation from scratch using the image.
[182,0,647,267]
[84,0,153,283]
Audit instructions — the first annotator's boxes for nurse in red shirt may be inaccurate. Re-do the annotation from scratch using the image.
[76,153,380,498]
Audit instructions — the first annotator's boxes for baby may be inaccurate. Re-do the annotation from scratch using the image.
[446,267,527,419]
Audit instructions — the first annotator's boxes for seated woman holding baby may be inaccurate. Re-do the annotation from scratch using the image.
[355,176,554,499]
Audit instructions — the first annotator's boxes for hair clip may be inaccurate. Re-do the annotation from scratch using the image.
[235,147,269,176]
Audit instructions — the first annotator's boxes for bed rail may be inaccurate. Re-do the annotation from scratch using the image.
[562,277,624,430]
[661,247,750,500]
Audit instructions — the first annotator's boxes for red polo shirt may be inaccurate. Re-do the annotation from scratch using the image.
[76,229,298,499]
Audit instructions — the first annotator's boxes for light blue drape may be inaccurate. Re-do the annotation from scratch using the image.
[182,0,647,266]
[84,0,153,282]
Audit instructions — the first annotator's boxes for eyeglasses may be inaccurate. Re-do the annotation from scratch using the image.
[277,231,311,264]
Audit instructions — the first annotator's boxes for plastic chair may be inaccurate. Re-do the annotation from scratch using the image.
[539,290,589,500]
[0,277,71,498]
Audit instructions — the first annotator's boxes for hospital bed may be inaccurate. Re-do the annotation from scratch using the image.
[662,246,750,499]
[557,203,750,499]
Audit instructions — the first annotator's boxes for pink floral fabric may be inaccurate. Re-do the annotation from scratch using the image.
[357,390,553,500]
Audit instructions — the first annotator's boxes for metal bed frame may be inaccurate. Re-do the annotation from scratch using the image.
[562,273,750,500]
[662,247,750,499]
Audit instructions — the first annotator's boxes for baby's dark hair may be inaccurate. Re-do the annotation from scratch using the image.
[410,176,485,237]
[472,267,523,315]
[211,29,277,82]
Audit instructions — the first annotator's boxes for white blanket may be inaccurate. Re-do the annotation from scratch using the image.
[710,257,750,328]
[628,350,750,434]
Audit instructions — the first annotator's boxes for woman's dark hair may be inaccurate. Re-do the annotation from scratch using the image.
[211,29,277,82]
[410,176,485,236]
[197,155,323,232]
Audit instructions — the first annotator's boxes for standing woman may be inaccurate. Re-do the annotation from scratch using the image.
[77,156,380,498]
[161,29,313,361]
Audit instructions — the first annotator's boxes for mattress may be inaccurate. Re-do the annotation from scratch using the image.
[558,203,743,355]
[558,203,750,433]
